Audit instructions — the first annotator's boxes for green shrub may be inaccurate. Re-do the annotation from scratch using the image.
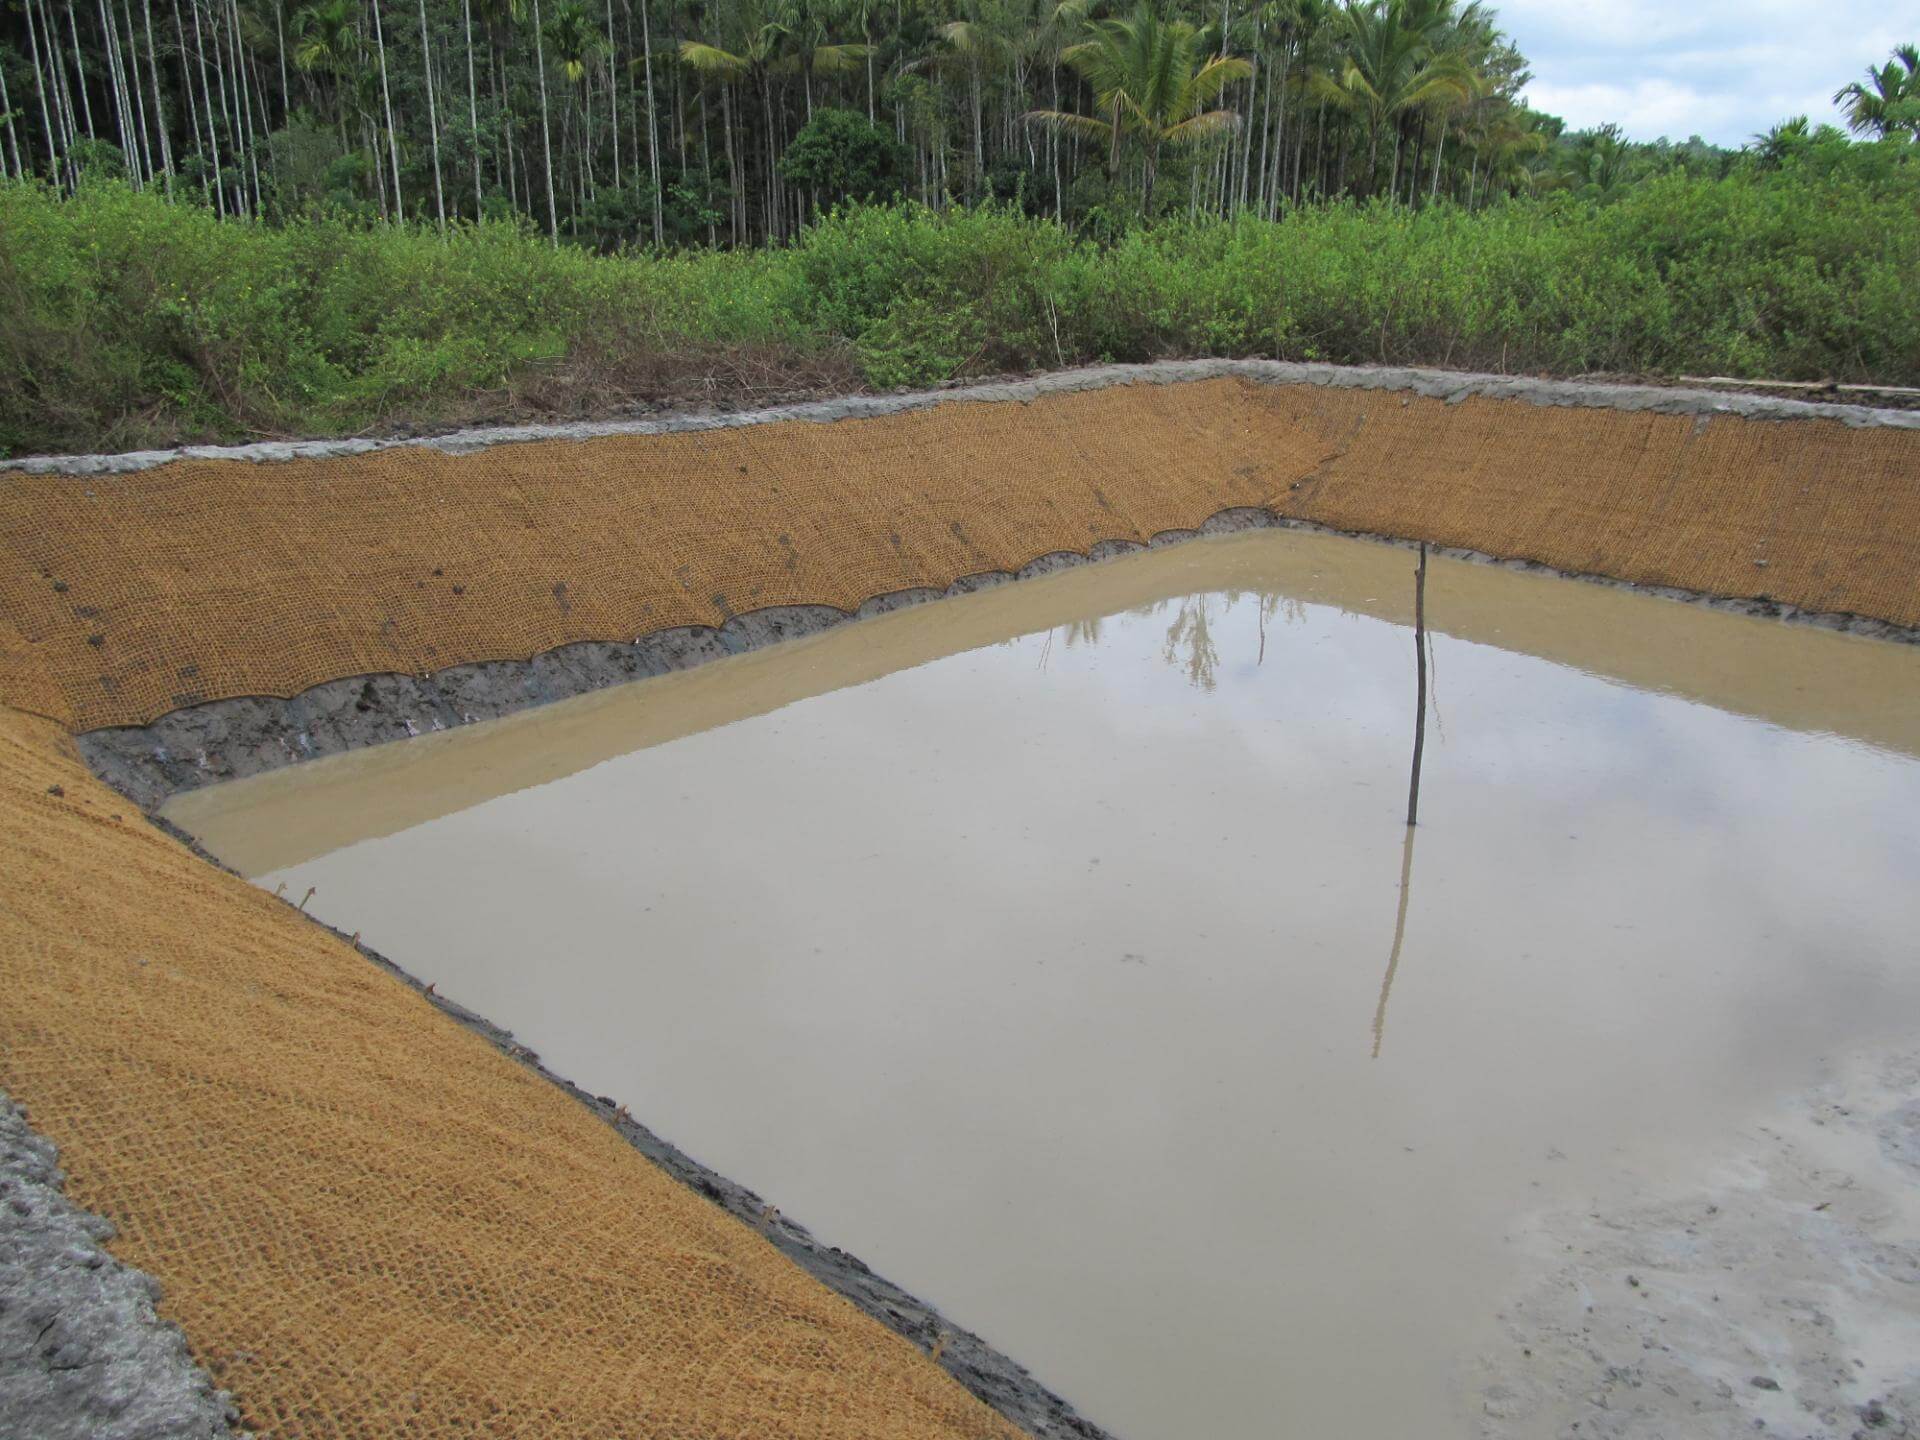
[779,109,910,209]
[2,152,1915,456]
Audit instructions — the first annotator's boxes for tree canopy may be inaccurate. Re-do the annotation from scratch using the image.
[0,0,1912,247]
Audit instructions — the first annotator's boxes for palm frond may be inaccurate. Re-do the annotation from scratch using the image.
[1163,108,1240,144]
[1187,53,1254,108]
[678,40,750,78]
[811,42,876,74]
[1025,108,1115,143]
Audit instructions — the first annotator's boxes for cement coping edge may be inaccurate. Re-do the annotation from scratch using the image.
[8,360,1919,476]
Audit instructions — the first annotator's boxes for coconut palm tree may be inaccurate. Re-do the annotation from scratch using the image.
[1028,0,1251,215]
[1310,0,1475,198]
[1460,102,1542,206]
[1552,121,1635,197]
[776,0,873,117]
[1749,114,1811,167]
[1833,45,1918,140]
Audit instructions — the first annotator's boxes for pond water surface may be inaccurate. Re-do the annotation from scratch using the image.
[172,529,1920,1440]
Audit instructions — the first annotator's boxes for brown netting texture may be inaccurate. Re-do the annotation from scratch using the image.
[0,702,1023,1440]
[4,377,1915,733]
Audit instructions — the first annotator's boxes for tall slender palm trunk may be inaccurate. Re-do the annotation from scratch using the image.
[20,0,58,180]
[61,3,95,141]
[170,0,209,202]
[225,0,262,209]
[603,0,618,186]
[188,0,225,211]
[638,0,660,240]
[123,0,157,184]
[370,0,402,218]
[418,0,447,229]
[531,0,558,242]
[0,65,21,177]
[463,0,481,213]
[95,0,135,182]
[143,0,172,192]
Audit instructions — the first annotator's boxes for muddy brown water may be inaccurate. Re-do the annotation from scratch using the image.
[171,530,1920,1440]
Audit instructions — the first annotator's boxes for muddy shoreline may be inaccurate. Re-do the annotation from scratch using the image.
[134,811,1113,1440]
[1475,1048,1920,1439]
[81,509,1920,814]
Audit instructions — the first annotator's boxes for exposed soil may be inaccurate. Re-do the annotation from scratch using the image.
[1477,1049,1920,1439]
[0,1092,243,1440]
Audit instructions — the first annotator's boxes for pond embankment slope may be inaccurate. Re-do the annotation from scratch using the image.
[1,361,1917,1440]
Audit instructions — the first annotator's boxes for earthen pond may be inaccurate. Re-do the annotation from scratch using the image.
[169,528,1920,1439]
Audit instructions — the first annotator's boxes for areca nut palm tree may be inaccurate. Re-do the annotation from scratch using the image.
[1833,45,1919,140]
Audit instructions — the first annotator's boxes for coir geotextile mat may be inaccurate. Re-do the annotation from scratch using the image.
[0,704,1024,1440]
[4,375,1917,733]
[0,371,1917,1440]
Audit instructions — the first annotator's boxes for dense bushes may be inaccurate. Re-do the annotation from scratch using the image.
[3,149,1915,456]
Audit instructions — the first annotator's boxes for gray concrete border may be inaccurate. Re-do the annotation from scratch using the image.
[7,360,1918,476]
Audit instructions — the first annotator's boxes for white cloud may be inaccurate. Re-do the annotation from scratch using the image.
[1490,0,1914,145]
[1524,79,1738,139]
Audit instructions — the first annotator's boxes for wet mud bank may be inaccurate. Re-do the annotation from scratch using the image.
[82,508,1920,814]
[1477,1049,1920,1440]
[76,517,1246,810]
[0,1092,242,1440]
[144,812,1111,1440]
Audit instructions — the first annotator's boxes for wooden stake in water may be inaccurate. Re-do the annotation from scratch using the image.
[1376,543,1432,1058]
[1407,543,1429,827]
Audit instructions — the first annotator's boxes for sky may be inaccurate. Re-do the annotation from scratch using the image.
[1494,0,1916,147]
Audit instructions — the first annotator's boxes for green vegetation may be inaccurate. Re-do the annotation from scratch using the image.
[2,0,1914,245]
[5,130,1915,455]
[778,107,908,208]
[1,0,1915,456]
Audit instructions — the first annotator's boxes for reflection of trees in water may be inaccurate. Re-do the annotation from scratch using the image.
[1252,591,1305,665]
[1162,595,1222,690]
[1139,588,1306,690]
[1034,616,1105,673]
[1035,586,1307,687]
[1061,617,1106,650]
